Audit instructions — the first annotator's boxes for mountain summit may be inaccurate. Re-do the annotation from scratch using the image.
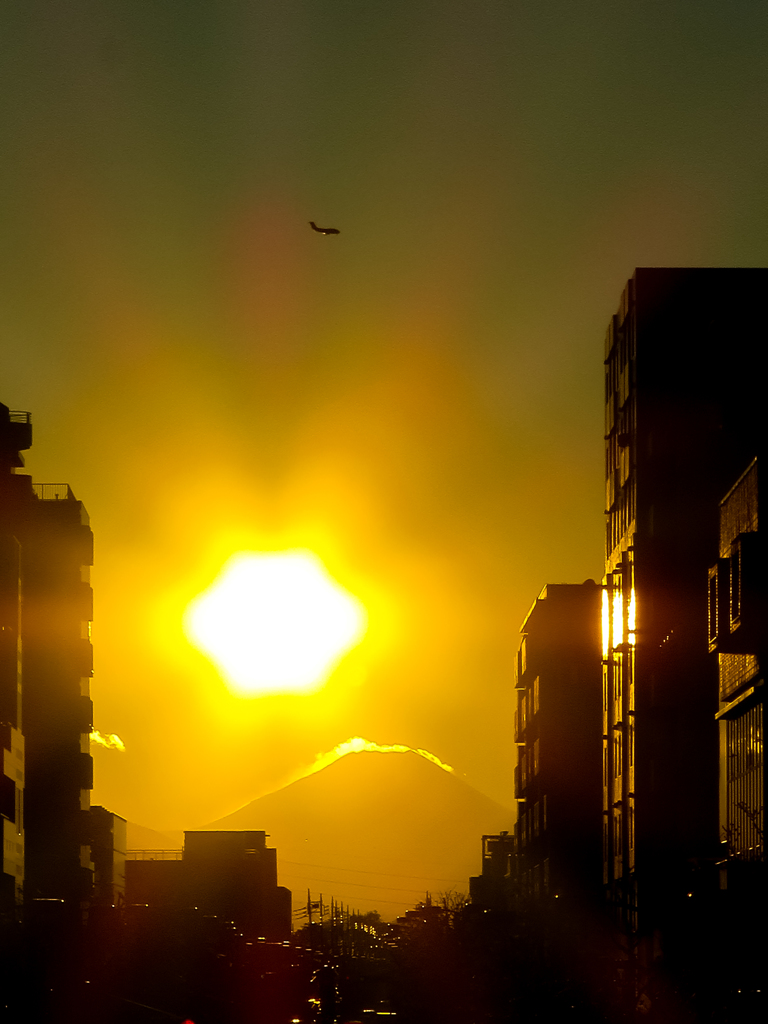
[201,749,513,919]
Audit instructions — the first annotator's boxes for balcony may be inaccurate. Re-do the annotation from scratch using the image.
[79,752,93,790]
[74,638,93,677]
[709,534,765,657]
[32,483,75,501]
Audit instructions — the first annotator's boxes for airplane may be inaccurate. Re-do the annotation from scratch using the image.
[309,221,340,235]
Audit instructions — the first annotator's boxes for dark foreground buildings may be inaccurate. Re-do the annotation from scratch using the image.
[490,269,767,1019]
[710,458,765,879]
[514,581,603,906]
[126,830,292,941]
[2,402,297,1021]
[601,269,766,954]
[1,402,95,909]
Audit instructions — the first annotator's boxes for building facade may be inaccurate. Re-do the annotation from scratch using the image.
[602,269,767,949]
[0,408,30,909]
[468,832,516,912]
[88,805,127,908]
[126,830,292,940]
[0,402,95,906]
[514,581,602,905]
[709,459,764,871]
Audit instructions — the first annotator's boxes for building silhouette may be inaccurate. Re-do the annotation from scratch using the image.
[709,458,764,871]
[708,457,766,997]
[88,805,127,908]
[513,581,602,905]
[468,832,515,912]
[0,408,30,909]
[126,830,292,940]
[0,402,95,906]
[601,269,767,959]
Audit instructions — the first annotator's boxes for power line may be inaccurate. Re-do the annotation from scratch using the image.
[280,859,465,885]
[293,893,427,909]
[281,872,434,896]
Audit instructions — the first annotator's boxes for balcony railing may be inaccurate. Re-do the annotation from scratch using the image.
[126,850,183,861]
[32,483,75,501]
[9,411,31,424]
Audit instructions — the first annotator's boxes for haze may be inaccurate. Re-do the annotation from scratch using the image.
[2,1,767,832]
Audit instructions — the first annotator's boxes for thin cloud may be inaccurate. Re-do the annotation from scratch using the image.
[90,730,126,752]
[307,736,453,776]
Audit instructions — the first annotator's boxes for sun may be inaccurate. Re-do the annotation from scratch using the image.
[183,551,367,696]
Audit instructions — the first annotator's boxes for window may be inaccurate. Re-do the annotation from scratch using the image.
[628,802,634,851]
[613,731,622,778]
[614,810,623,858]
[708,567,719,647]
[628,720,634,768]
[730,544,741,626]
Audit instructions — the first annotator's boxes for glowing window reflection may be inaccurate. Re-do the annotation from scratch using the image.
[628,588,636,646]
[613,589,624,647]
[601,588,610,658]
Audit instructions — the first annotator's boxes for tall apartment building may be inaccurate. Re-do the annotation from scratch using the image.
[602,269,767,946]
[0,409,30,909]
[0,402,94,905]
[514,581,602,905]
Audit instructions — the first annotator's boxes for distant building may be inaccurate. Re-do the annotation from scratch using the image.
[602,269,767,946]
[513,581,602,905]
[184,830,292,939]
[0,402,94,905]
[468,832,515,912]
[126,830,292,940]
[122,849,184,908]
[88,805,127,907]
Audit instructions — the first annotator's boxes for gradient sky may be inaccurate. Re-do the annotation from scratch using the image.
[2,1,767,830]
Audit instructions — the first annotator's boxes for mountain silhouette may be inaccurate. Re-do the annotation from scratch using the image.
[196,750,513,919]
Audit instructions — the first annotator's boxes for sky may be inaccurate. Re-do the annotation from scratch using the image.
[2,0,768,832]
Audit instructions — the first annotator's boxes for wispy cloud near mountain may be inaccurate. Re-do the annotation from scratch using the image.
[305,736,454,777]
[90,729,125,752]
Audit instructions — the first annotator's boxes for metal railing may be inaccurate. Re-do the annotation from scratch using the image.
[126,850,183,861]
[9,411,31,423]
[32,483,74,501]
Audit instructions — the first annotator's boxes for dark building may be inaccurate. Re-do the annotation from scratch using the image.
[709,459,765,875]
[602,269,767,949]
[468,832,516,912]
[184,830,292,940]
[0,402,94,906]
[0,409,29,909]
[88,805,126,908]
[126,830,292,940]
[708,458,766,1001]
[513,581,602,904]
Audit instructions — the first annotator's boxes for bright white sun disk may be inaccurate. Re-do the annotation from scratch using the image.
[184,551,367,696]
